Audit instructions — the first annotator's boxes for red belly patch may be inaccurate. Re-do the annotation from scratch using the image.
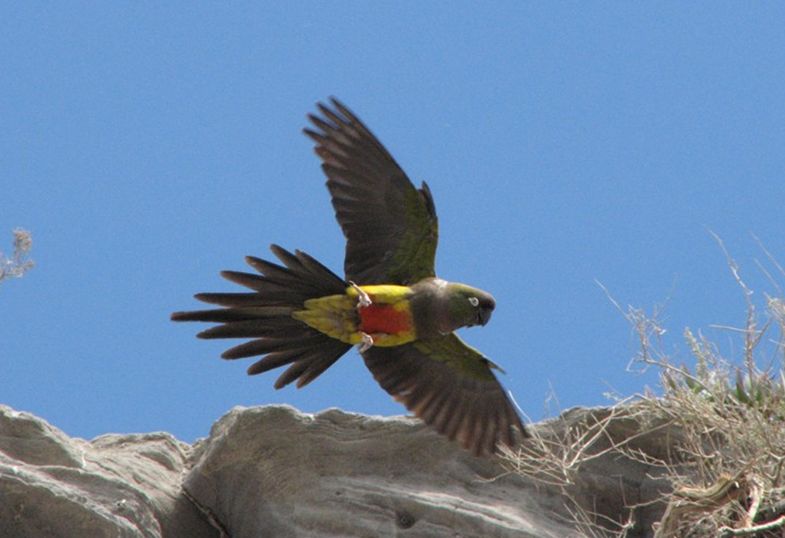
[358,304,411,335]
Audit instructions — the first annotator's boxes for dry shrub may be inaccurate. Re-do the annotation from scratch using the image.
[504,235,785,537]
[0,228,34,284]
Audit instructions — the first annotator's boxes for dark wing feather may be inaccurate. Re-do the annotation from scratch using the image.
[362,334,527,456]
[305,98,438,285]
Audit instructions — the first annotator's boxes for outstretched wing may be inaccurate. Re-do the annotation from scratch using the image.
[304,98,438,285]
[362,334,527,456]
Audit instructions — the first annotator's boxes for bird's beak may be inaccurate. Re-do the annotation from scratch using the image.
[478,306,493,326]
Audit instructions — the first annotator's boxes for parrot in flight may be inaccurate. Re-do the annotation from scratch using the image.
[172,98,527,456]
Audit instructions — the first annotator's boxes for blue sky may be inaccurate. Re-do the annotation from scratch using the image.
[3,4,785,443]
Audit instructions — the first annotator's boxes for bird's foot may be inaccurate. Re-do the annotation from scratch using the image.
[349,281,372,307]
[358,332,374,352]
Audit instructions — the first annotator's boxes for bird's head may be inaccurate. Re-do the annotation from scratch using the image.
[444,282,496,330]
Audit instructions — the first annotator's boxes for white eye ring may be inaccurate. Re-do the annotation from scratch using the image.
[468,297,480,307]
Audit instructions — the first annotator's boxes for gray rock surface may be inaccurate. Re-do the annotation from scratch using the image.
[185,406,566,538]
[0,405,212,538]
[0,404,671,537]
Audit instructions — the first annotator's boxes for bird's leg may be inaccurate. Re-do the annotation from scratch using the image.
[349,281,372,350]
[349,281,372,307]
[358,332,374,352]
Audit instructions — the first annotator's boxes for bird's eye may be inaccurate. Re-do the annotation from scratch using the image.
[468,297,479,307]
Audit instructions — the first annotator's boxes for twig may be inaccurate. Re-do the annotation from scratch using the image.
[718,514,785,537]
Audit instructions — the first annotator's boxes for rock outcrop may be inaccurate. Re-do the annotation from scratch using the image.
[0,404,670,537]
[0,405,211,538]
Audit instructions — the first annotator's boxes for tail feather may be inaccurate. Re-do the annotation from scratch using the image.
[197,321,317,340]
[171,306,296,324]
[289,248,346,286]
[172,244,353,387]
[274,339,350,389]
[245,348,308,374]
[295,342,350,387]
[219,270,270,291]
[218,272,318,304]
[244,256,325,292]
[190,292,272,307]
[202,288,303,306]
